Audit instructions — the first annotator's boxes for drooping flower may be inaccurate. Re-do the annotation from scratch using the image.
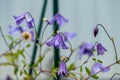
[13,12,34,29]
[78,42,94,59]
[48,13,68,26]
[46,33,69,49]
[8,25,35,41]
[91,62,110,74]
[8,25,24,34]
[6,76,11,80]
[58,61,68,76]
[96,43,107,55]
[63,32,76,41]
[93,27,99,37]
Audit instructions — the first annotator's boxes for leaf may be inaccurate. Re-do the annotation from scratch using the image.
[92,58,96,61]
[92,75,99,79]
[68,63,76,71]
[52,72,57,79]
[85,66,91,75]
[69,72,76,77]
[7,35,13,41]
[20,70,22,76]
[34,70,37,76]
[14,67,18,75]
[17,49,25,59]
[26,44,31,48]
[37,55,45,63]
[80,66,83,72]
[97,60,103,63]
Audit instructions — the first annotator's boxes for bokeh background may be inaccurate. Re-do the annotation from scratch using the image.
[0,0,120,80]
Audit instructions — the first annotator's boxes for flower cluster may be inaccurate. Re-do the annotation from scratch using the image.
[0,12,120,80]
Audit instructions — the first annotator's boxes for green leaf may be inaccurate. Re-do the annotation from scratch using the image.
[68,63,76,71]
[24,70,28,75]
[14,67,18,75]
[52,72,57,79]
[20,70,22,76]
[17,49,25,59]
[37,55,45,63]
[26,44,31,48]
[80,66,83,72]
[85,66,91,75]
[69,72,76,77]
[92,75,99,79]
[97,60,103,63]
[34,70,37,76]
[7,35,13,41]
[92,58,96,61]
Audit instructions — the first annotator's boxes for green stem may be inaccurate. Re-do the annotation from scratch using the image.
[96,24,118,61]
[29,0,48,75]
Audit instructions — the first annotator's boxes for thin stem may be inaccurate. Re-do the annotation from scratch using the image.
[96,24,118,61]
[0,40,22,57]
[84,60,120,80]
[39,22,49,70]
[110,73,120,80]
[0,26,9,48]
[60,32,73,59]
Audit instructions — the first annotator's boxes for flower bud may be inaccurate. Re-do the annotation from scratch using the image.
[93,27,99,37]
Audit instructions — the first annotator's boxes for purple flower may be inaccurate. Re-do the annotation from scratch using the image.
[97,43,107,55]
[93,27,99,37]
[58,61,68,76]
[46,33,69,49]
[63,32,76,41]
[78,42,94,59]
[13,12,34,29]
[6,76,11,80]
[8,25,25,34]
[91,62,110,74]
[49,13,68,26]
[8,25,35,41]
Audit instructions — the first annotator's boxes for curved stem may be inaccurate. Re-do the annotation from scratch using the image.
[96,24,118,61]
[110,73,120,80]
[0,26,9,48]
[60,32,73,59]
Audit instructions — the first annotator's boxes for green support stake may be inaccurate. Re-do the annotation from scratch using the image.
[29,0,48,75]
[53,0,60,80]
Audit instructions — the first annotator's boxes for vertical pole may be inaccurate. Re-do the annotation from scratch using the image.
[53,0,60,80]
[29,0,48,75]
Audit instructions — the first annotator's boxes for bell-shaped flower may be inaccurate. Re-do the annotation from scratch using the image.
[93,27,99,37]
[13,12,34,29]
[48,13,68,26]
[78,42,94,59]
[6,76,11,80]
[97,43,107,55]
[46,33,69,49]
[58,61,68,76]
[63,32,76,41]
[91,62,110,74]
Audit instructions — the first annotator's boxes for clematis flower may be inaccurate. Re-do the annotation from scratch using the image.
[48,13,68,26]
[6,76,11,80]
[78,42,94,59]
[91,62,110,74]
[46,33,69,49]
[58,61,68,76]
[96,43,107,55]
[13,12,34,29]
[93,27,99,37]
[63,32,76,41]
[8,25,25,34]
[8,25,35,41]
